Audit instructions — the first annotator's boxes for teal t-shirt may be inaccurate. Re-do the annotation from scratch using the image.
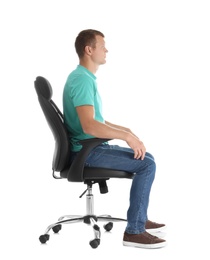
[63,65,104,152]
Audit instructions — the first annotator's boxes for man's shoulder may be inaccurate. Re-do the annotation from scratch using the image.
[68,67,93,84]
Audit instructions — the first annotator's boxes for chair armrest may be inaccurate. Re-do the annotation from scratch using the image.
[67,138,111,182]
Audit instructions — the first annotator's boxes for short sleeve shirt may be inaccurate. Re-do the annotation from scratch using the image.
[63,65,104,152]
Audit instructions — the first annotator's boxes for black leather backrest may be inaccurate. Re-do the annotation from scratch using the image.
[34,76,71,172]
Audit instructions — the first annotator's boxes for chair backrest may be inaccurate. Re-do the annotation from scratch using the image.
[34,76,71,173]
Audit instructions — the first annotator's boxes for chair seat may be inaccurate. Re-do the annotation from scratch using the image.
[84,167,133,180]
[60,167,133,180]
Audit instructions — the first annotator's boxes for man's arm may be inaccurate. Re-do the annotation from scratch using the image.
[76,106,146,160]
[105,120,139,139]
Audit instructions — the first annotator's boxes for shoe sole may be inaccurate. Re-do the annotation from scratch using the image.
[123,241,167,249]
[146,225,166,233]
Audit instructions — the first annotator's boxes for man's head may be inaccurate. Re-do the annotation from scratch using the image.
[75,29,104,58]
[75,29,108,69]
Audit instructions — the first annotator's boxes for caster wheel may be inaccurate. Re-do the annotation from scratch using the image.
[39,234,50,244]
[89,238,100,249]
[52,224,62,233]
[104,222,113,231]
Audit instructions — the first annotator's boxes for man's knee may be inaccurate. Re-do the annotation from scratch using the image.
[147,158,156,176]
[145,152,155,161]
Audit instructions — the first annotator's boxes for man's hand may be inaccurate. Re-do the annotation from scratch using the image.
[126,133,146,160]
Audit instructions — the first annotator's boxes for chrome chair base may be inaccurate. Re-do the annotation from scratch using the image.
[39,184,127,248]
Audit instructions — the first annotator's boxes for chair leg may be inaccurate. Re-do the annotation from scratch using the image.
[39,216,84,244]
[97,215,127,222]
[58,214,82,221]
[86,216,101,248]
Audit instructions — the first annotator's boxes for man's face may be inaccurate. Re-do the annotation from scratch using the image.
[91,35,108,65]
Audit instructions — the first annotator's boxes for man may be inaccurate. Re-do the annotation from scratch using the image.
[63,29,166,249]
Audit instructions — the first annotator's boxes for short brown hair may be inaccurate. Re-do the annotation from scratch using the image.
[75,29,104,58]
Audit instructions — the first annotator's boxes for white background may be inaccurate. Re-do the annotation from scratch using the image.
[1,0,210,259]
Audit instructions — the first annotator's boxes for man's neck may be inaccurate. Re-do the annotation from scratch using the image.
[79,60,99,74]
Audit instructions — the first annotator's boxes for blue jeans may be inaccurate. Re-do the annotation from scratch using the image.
[84,144,156,234]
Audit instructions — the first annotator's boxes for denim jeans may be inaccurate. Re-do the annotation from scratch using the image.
[83,144,156,234]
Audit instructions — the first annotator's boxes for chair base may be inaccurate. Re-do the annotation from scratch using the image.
[39,183,127,248]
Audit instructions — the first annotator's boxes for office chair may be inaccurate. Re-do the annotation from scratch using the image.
[34,76,133,248]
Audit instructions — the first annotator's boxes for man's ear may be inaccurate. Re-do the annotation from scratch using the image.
[84,46,92,56]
